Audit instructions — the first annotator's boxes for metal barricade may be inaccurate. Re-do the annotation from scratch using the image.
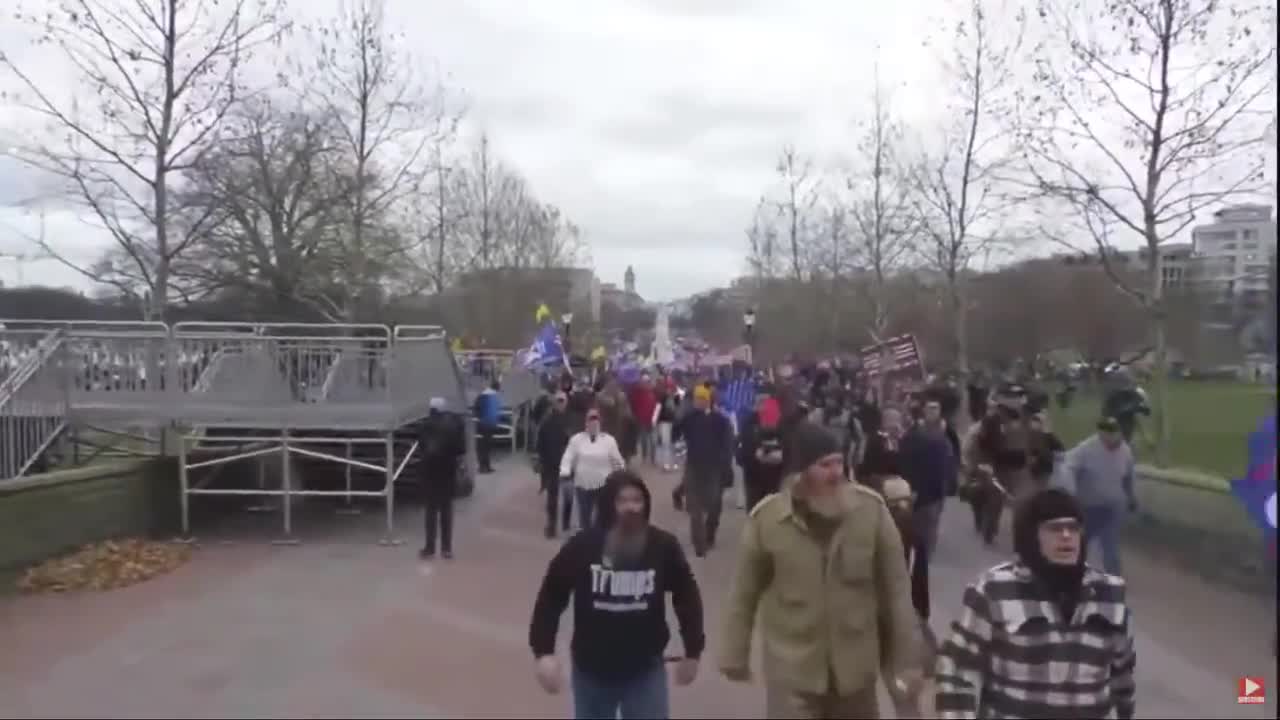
[456,349,516,397]
[391,325,467,418]
[2,318,492,543]
[391,324,475,480]
[171,322,405,544]
[0,326,68,479]
[1,320,170,476]
[170,322,394,429]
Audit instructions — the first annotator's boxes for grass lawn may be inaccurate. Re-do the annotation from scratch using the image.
[1048,380,1275,480]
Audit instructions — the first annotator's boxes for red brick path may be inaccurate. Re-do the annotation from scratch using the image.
[0,461,1273,718]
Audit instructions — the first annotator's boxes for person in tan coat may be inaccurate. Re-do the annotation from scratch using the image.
[718,421,923,719]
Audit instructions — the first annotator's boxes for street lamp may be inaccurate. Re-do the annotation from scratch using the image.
[561,312,574,356]
[743,308,757,365]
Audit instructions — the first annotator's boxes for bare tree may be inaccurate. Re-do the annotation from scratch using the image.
[772,145,821,282]
[741,147,826,354]
[1,0,287,319]
[848,72,919,343]
[454,133,509,270]
[400,138,468,294]
[302,0,457,320]
[912,0,1024,378]
[524,203,587,269]
[172,98,350,316]
[744,197,783,281]
[1019,0,1274,464]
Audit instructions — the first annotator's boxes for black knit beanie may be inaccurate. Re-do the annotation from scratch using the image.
[785,421,842,474]
[1014,488,1086,603]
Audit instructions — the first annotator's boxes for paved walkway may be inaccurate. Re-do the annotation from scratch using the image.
[0,460,1275,718]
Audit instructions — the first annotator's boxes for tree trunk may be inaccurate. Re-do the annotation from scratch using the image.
[1152,311,1171,466]
[1146,226,1171,467]
[952,278,970,376]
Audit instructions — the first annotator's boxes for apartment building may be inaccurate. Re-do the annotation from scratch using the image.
[1191,204,1277,300]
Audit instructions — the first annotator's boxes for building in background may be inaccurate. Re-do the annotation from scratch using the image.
[1191,204,1276,297]
[600,265,646,311]
[1190,204,1277,352]
[1060,242,1200,291]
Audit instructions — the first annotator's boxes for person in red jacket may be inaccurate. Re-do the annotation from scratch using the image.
[629,371,659,467]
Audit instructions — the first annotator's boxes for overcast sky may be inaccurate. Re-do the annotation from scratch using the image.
[3,0,1270,301]
[0,0,955,300]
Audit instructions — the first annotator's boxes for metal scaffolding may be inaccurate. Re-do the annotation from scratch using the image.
[0,320,469,545]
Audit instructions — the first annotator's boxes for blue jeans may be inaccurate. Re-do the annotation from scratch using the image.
[1082,504,1123,575]
[576,487,602,530]
[571,660,669,720]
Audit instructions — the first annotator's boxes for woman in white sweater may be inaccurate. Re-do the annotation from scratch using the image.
[558,408,625,530]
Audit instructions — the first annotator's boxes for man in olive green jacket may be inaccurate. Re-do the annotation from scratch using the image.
[718,421,922,719]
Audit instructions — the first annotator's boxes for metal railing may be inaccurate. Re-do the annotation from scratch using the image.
[0,319,468,470]
[0,328,69,479]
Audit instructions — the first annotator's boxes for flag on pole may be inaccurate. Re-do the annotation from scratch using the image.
[1232,413,1276,549]
[517,321,565,370]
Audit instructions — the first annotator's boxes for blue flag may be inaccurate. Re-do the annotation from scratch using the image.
[1231,413,1275,548]
[519,321,565,370]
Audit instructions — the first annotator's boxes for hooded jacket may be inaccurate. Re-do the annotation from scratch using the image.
[529,477,705,680]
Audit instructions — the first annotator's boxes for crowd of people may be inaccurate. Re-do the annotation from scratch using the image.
[413,360,1144,719]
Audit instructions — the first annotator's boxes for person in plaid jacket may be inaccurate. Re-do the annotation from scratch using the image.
[935,487,1136,720]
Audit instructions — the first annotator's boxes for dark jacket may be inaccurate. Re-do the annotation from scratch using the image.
[1028,430,1065,480]
[858,431,902,481]
[737,413,785,488]
[673,408,733,475]
[899,425,957,507]
[529,479,705,681]
[536,410,572,473]
[419,411,466,497]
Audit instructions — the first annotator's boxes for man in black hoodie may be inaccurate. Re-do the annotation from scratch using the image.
[418,397,467,560]
[537,391,574,538]
[529,470,705,720]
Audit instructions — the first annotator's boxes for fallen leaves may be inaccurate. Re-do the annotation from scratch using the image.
[16,538,192,594]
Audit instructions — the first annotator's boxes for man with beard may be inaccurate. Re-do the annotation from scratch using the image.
[418,397,467,560]
[719,422,923,719]
[935,488,1137,720]
[537,392,574,538]
[530,471,705,720]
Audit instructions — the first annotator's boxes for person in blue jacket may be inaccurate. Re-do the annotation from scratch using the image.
[474,381,503,473]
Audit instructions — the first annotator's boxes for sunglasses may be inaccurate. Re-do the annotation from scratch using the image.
[586,414,600,421]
